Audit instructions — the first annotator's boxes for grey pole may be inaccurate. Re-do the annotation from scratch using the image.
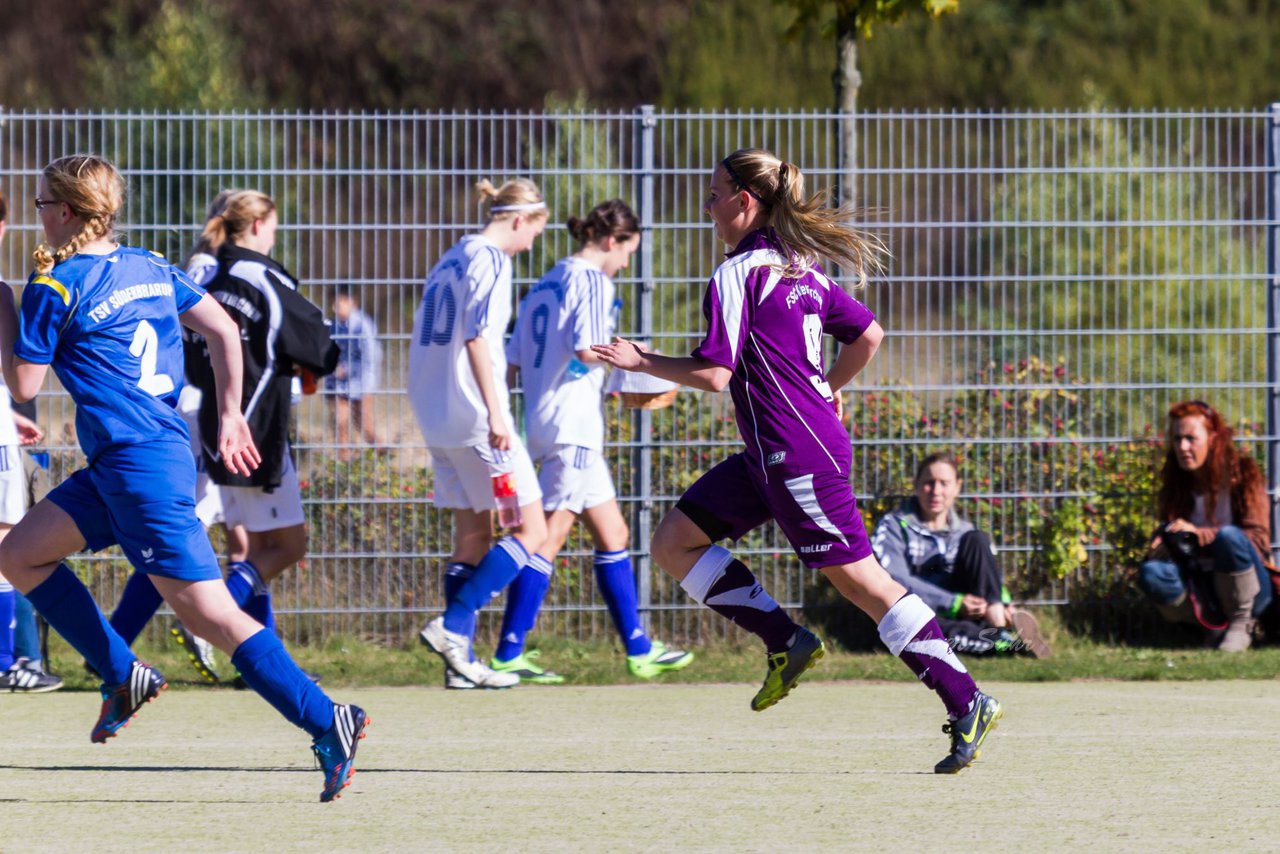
[633,104,657,628]
[1267,103,1280,561]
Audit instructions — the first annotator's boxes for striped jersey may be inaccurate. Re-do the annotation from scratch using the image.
[691,228,876,477]
[15,247,204,462]
[507,256,615,456]
[409,235,515,448]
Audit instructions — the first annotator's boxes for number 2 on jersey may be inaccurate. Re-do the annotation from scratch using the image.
[130,320,176,397]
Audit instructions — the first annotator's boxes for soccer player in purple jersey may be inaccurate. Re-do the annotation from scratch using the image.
[594,148,1002,774]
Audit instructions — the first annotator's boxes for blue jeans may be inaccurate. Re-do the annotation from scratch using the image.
[1138,525,1274,618]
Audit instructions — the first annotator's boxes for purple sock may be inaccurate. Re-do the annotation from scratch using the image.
[680,546,796,653]
[878,594,979,719]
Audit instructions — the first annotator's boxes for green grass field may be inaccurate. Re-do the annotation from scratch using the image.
[4,677,1279,852]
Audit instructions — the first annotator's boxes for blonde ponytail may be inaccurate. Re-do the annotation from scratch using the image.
[475,178,547,222]
[720,148,887,288]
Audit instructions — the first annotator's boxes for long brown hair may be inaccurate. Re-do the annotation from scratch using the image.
[719,148,886,287]
[198,189,275,254]
[1157,400,1264,523]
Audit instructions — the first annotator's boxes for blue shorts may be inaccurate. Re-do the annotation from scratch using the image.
[676,452,873,569]
[48,441,222,582]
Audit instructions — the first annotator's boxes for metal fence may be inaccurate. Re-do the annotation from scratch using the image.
[1,106,1276,648]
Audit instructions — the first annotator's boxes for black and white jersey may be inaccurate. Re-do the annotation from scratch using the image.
[192,243,337,490]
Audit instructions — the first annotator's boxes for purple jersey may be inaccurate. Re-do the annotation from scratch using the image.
[691,228,875,479]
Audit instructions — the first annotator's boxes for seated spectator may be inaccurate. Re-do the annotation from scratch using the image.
[1138,400,1275,651]
[872,452,1050,658]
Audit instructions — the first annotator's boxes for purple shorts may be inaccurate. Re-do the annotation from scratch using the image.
[676,452,872,568]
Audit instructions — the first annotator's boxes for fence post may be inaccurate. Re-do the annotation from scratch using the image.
[632,104,657,627]
[1268,103,1280,561]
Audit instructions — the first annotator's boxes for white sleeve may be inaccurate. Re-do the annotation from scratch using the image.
[462,245,508,341]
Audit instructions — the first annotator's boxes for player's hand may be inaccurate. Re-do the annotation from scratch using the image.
[488,414,511,452]
[1164,518,1199,536]
[219,412,262,476]
[591,337,646,371]
[960,594,988,619]
[834,392,845,423]
[12,412,43,445]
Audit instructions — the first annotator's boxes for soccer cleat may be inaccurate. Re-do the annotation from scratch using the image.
[1011,610,1052,659]
[747,627,819,717]
[444,668,477,690]
[170,620,220,683]
[90,661,167,743]
[419,617,519,689]
[490,650,565,685]
[934,691,1003,774]
[627,640,695,679]
[312,703,370,802]
[750,627,825,712]
[0,658,64,693]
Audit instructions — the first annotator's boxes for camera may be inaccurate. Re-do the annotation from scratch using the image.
[1159,523,1199,559]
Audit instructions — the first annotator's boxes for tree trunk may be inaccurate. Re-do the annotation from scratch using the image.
[834,26,860,208]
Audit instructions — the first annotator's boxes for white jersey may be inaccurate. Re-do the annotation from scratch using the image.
[186,251,218,287]
[506,256,614,456]
[0,379,18,448]
[409,235,516,448]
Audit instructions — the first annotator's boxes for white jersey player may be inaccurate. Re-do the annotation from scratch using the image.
[411,178,551,690]
[495,199,694,683]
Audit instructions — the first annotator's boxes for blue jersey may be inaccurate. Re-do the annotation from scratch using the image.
[15,247,204,463]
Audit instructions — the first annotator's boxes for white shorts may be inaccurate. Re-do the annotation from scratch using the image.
[179,385,227,528]
[536,445,615,514]
[430,436,542,512]
[0,445,26,526]
[219,453,306,532]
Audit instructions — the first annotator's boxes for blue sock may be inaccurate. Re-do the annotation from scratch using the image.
[108,571,164,646]
[25,564,134,685]
[495,554,554,662]
[0,582,14,670]
[13,592,40,665]
[231,628,334,740]
[595,550,651,656]
[443,562,477,662]
[443,537,528,635]
[228,560,275,632]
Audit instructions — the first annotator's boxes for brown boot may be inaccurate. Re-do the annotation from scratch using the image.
[1155,593,1195,625]
[1213,570,1260,652]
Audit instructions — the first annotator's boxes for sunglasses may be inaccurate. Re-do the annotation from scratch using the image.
[33,198,64,211]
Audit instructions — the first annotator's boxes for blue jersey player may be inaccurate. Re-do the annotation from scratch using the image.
[0,155,367,802]
[594,148,1003,774]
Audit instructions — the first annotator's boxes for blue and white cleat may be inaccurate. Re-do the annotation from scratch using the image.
[313,703,370,802]
[90,661,167,743]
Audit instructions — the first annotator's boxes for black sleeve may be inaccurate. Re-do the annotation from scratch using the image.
[267,271,340,376]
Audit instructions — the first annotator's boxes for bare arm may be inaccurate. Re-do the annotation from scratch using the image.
[464,336,510,450]
[181,294,261,477]
[827,321,884,391]
[0,283,50,402]
[591,337,733,393]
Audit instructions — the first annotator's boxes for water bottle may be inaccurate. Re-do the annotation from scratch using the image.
[491,471,522,528]
[566,357,589,380]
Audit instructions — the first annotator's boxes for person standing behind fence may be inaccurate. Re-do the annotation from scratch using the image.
[0,154,366,801]
[0,187,62,693]
[1138,400,1275,651]
[871,452,1051,658]
[104,188,249,684]
[410,178,549,690]
[594,148,1003,774]
[499,199,694,683]
[327,285,383,458]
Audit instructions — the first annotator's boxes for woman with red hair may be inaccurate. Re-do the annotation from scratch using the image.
[1139,400,1275,650]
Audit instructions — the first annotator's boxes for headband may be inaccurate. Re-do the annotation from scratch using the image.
[490,201,547,213]
[720,158,765,203]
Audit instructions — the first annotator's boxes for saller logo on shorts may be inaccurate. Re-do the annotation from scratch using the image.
[766,451,786,466]
[799,543,833,554]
